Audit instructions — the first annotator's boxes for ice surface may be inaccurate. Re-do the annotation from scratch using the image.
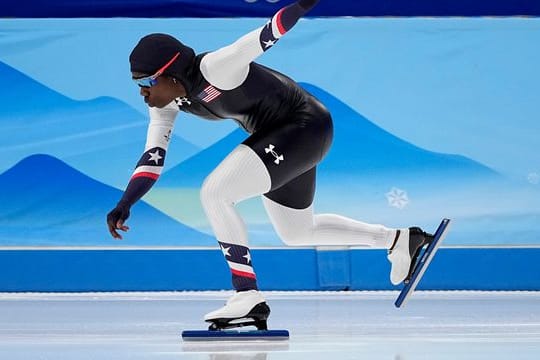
[0,291,539,360]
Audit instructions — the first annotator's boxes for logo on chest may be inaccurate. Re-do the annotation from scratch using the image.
[197,85,222,103]
[175,97,192,106]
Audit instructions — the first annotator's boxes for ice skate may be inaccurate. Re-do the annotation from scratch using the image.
[204,290,271,331]
[387,227,434,285]
[394,218,451,307]
[183,290,289,341]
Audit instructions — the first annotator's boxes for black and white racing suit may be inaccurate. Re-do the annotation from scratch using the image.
[119,0,397,291]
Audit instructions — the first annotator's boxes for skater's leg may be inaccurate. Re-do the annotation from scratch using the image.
[262,171,396,248]
[263,169,433,285]
[241,108,425,286]
[200,144,271,291]
[200,107,331,326]
[200,144,272,328]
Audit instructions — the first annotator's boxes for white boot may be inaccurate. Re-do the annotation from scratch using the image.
[204,290,267,322]
[387,227,433,285]
[387,228,411,285]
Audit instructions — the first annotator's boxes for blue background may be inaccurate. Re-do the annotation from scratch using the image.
[1,17,539,247]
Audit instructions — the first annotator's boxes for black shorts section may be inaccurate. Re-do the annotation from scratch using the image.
[264,167,316,209]
[242,100,333,209]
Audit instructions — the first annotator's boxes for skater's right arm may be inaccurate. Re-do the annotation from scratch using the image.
[200,0,319,90]
[107,102,179,239]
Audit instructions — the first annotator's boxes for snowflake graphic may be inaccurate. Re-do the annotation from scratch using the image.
[528,172,540,185]
[385,187,410,209]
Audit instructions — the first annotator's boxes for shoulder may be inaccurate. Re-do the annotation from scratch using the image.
[199,50,250,91]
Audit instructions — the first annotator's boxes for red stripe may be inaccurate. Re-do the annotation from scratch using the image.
[131,172,159,180]
[275,8,286,35]
[231,269,257,279]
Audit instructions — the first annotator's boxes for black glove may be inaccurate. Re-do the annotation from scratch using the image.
[106,202,131,239]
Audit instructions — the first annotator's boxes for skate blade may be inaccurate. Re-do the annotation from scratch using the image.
[207,317,268,331]
[395,218,452,308]
[404,231,436,284]
[404,245,426,284]
[182,329,289,341]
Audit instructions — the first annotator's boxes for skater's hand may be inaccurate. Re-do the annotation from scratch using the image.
[106,204,131,240]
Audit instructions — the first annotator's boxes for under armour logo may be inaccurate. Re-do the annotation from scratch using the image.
[176,97,191,106]
[264,144,284,164]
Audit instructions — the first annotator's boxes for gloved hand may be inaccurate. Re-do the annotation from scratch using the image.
[106,202,131,239]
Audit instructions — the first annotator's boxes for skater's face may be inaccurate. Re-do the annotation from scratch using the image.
[133,73,186,108]
[132,52,186,108]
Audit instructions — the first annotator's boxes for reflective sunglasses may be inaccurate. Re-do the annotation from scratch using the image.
[133,52,180,88]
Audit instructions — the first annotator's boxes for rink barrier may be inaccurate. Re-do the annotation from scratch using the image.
[0,247,539,291]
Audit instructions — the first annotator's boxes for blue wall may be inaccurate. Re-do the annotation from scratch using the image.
[1,248,539,291]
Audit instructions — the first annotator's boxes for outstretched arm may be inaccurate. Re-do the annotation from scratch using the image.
[200,0,319,90]
[107,102,178,239]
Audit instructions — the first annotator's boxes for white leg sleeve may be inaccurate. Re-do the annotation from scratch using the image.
[200,144,271,247]
[262,196,396,248]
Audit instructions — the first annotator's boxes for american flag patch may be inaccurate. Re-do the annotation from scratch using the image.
[197,85,222,103]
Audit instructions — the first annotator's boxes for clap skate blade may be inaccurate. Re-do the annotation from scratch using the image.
[395,218,451,308]
[182,302,289,341]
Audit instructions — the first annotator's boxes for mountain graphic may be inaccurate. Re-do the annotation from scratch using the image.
[0,154,216,246]
[156,82,498,190]
[0,61,200,188]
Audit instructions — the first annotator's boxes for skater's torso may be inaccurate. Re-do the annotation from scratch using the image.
[175,54,314,134]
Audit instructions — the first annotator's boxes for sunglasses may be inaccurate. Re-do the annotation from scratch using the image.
[133,52,180,88]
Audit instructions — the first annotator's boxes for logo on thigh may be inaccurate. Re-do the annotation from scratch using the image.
[264,144,284,165]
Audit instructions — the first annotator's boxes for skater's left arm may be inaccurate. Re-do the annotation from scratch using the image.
[200,0,319,90]
[106,102,178,239]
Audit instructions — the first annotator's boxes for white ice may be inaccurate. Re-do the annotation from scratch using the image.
[0,291,539,360]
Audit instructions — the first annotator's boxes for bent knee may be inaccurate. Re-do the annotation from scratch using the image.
[200,173,229,209]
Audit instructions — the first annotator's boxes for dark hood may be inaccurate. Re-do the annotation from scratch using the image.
[129,33,196,94]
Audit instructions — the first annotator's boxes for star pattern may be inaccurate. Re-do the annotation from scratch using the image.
[263,39,275,48]
[220,244,231,257]
[385,187,409,209]
[148,149,163,164]
[243,250,252,264]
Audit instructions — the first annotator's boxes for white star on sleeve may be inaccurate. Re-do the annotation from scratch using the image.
[148,149,163,164]
[221,245,231,257]
[263,39,275,49]
[243,250,252,264]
